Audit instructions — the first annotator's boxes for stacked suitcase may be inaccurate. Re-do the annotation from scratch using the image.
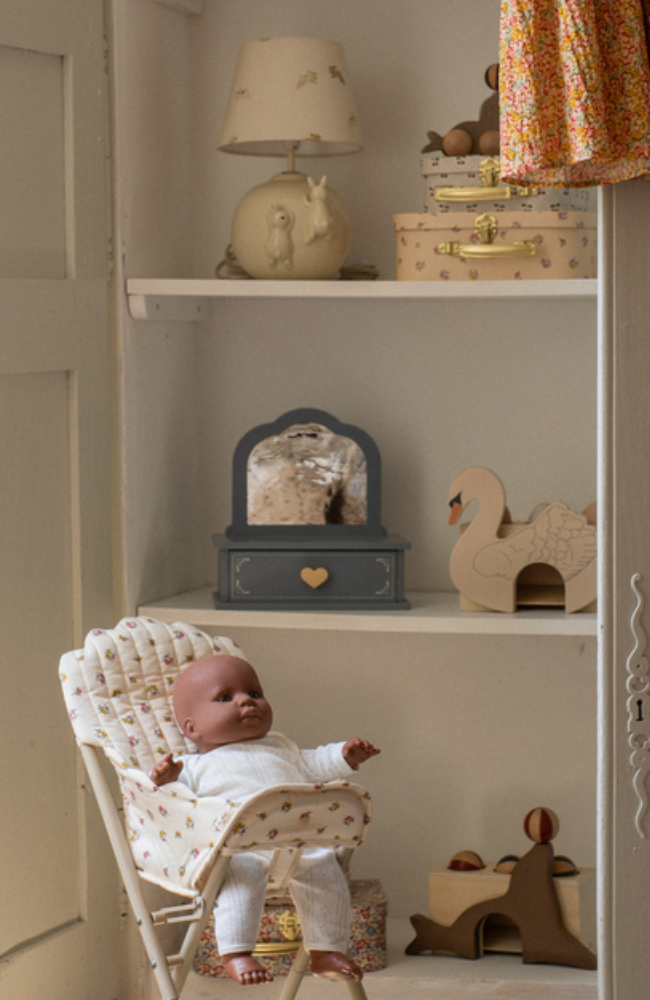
[193,878,388,978]
[393,152,597,281]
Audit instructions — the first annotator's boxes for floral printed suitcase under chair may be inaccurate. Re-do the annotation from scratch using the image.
[194,878,388,978]
[421,153,596,215]
[393,210,597,281]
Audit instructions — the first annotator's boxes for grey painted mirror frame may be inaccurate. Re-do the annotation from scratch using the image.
[226,408,387,538]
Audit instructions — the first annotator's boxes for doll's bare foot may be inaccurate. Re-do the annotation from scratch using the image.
[221,953,273,985]
[309,951,363,981]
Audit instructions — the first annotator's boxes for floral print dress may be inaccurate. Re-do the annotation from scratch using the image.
[500,0,650,186]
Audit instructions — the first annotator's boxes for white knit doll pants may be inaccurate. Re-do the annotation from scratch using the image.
[213,846,352,955]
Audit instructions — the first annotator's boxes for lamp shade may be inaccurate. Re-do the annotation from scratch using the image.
[218,37,364,157]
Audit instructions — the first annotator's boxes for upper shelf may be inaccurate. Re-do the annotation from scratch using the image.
[137,588,598,637]
[126,278,598,321]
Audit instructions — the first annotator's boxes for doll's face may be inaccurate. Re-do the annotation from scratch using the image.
[174,655,273,753]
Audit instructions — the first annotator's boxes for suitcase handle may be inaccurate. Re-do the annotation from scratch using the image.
[437,213,537,260]
[433,184,540,202]
[432,157,540,202]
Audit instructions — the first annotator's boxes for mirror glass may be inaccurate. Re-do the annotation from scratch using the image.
[247,422,367,526]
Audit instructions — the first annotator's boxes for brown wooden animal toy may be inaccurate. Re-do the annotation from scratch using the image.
[422,63,499,157]
[406,807,597,970]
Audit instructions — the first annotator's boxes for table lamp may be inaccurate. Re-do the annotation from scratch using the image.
[218,37,364,280]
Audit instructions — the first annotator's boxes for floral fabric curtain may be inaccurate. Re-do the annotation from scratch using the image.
[500,0,650,186]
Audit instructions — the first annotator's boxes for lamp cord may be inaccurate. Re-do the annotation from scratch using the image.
[216,244,252,280]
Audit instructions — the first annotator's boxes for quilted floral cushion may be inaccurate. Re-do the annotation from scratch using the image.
[59,616,246,773]
[116,771,371,895]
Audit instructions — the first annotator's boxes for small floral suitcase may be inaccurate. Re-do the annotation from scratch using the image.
[421,153,596,215]
[393,210,597,281]
[193,878,388,978]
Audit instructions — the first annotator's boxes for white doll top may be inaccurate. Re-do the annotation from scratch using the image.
[176,731,355,802]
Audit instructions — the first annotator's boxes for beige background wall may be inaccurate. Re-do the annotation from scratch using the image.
[111,0,598,925]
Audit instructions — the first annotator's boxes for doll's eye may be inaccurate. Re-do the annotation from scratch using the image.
[249,690,261,699]
[216,694,232,702]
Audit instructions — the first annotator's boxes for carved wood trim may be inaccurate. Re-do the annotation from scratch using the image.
[626,573,650,838]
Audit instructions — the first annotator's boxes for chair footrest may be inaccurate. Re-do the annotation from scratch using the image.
[151,899,203,926]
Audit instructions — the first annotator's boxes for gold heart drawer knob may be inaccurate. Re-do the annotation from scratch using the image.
[300,567,329,589]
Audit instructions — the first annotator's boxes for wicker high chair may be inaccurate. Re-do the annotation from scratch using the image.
[59,616,372,1000]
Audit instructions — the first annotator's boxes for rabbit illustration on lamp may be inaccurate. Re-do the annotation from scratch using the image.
[264,204,295,270]
[304,176,335,244]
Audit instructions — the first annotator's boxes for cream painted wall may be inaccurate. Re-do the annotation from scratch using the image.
[197,296,597,594]
[111,0,599,958]
[111,0,206,612]
[114,0,597,600]
[203,627,598,918]
[182,0,597,591]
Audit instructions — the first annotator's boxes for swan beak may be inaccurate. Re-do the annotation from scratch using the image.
[448,494,463,526]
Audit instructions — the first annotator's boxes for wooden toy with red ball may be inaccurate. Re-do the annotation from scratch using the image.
[407,807,597,969]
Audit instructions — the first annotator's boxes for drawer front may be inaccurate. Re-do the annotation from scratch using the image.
[229,550,398,603]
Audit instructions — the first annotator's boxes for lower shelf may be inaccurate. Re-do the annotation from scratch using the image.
[137,588,598,637]
[180,918,598,1000]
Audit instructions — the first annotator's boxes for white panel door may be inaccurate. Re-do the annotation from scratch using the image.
[0,2,118,998]
[599,181,650,998]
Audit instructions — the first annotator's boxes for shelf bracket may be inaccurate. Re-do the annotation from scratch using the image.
[128,294,212,323]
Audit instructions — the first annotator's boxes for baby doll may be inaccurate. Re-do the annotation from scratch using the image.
[150,652,380,987]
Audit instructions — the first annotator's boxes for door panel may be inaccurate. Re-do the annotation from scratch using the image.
[0,45,66,278]
[0,372,78,954]
[0,1,117,997]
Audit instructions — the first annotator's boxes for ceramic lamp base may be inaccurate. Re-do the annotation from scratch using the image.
[231,171,351,280]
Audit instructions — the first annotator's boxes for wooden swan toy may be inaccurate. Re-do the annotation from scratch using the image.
[447,467,597,613]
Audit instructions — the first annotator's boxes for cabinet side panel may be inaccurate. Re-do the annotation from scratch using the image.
[600,180,650,998]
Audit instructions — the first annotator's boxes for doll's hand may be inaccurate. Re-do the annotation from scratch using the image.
[342,738,381,770]
[150,752,183,786]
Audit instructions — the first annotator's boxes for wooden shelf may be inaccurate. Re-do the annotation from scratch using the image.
[138,588,598,637]
[126,278,598,321]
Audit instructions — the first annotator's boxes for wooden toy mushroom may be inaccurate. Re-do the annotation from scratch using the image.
[448,850,485,872]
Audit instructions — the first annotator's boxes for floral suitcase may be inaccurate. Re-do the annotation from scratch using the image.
[421,153,596,215]
[393,210,597,281]
[193,877,388,978]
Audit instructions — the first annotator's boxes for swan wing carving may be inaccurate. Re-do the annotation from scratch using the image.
[527,502,597,579]
[472,502,597,582]
[473,524,540,579]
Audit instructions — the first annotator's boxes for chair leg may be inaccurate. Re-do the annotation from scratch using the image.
[80,747,181,1000]
[277,942,311,1000]
[345,978,369,1000]
[169,854,231,996]
[277,945,370,1000]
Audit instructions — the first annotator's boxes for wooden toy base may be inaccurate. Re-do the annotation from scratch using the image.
[459,592,598,612]
[428,861,596,954]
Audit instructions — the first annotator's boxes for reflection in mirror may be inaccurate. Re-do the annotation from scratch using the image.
[247,422,367,526]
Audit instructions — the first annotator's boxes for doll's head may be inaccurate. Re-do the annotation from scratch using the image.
[173,654,273,753]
